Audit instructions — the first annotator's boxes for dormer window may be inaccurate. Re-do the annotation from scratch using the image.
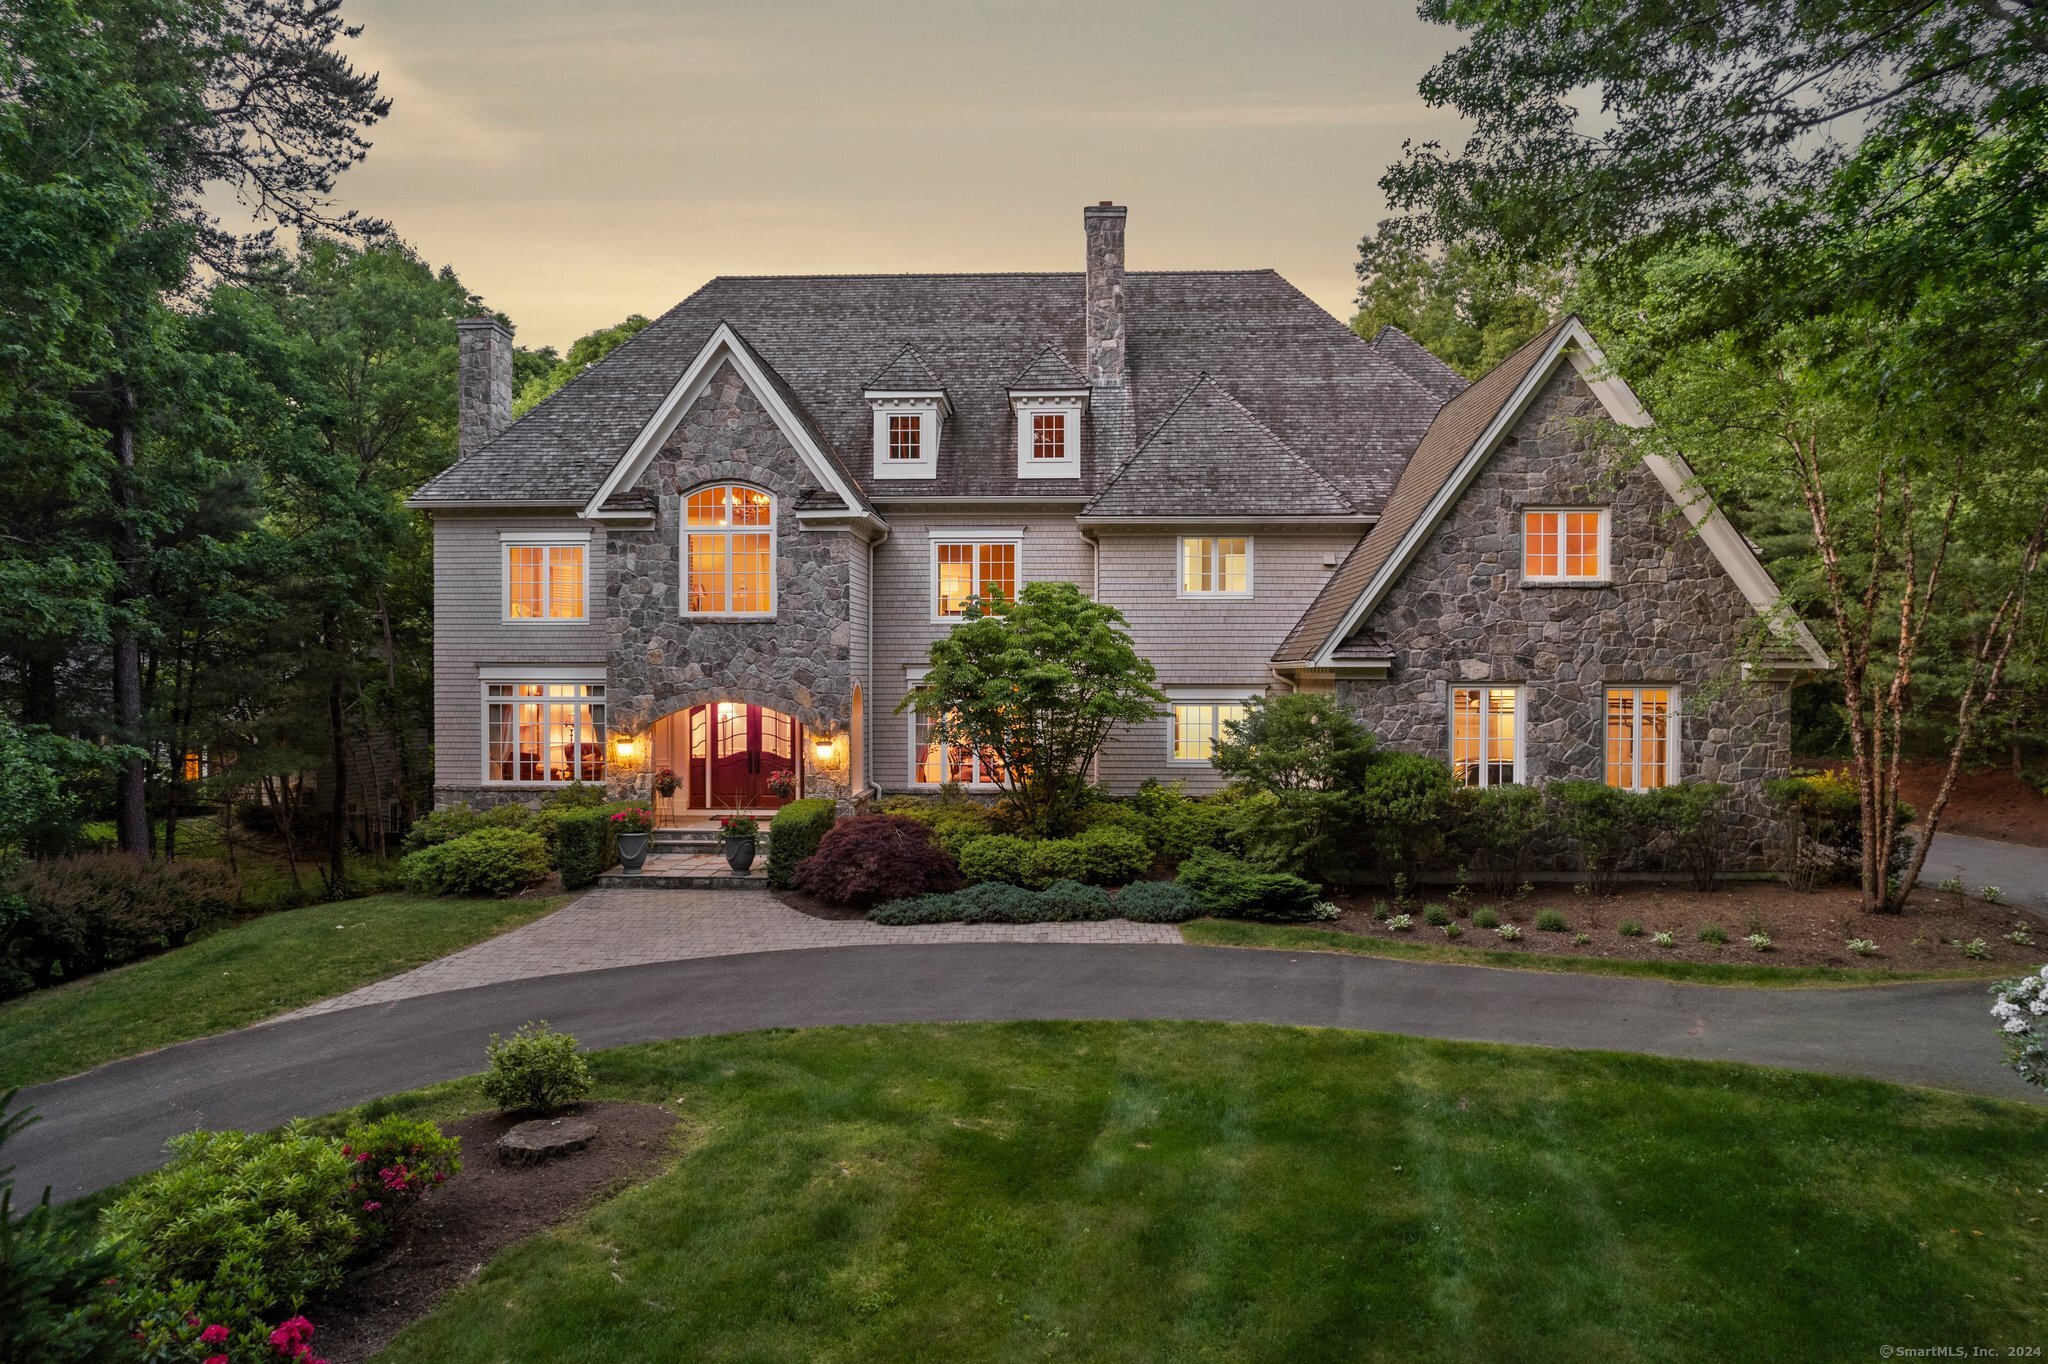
[866,343,948,481]
[1032,412,1066,462]
[1011,393,1086,478]
[888,413,923,464]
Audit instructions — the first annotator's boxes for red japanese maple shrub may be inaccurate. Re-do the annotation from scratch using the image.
[791,814,962,908]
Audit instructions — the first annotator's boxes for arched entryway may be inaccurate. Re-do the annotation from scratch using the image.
[648,701,803,826]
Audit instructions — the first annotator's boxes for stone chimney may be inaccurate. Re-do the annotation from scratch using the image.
[456,314,514,459]
[1083,201,1127,385]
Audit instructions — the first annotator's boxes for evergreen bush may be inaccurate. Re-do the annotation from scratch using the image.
[399,827,550,897]
[766,799,837,889]
[1113,880,1202,923]
[480,1021,593,1114]
[1176,848,1323,921]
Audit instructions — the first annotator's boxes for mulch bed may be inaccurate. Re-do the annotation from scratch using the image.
[771,885,872,921]
[1326,879,2041,971]
[311,1101,678,1364]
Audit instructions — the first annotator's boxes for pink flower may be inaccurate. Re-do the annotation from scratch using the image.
[269,1316,316,1353]
[205,1355,228,1364]
[200,1323,232,1345]
[362,1200,382,1212]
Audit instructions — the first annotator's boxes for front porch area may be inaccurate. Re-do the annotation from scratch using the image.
[647,701,809,829]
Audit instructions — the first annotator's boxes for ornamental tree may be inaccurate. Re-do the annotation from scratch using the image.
[902,582,1166,836]
[1209,693,1376,878]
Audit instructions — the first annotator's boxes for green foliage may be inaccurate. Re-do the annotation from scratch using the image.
[1698,925,1728,945]
[1766,771,1916,892]
[1618,919,1645,937]
[400,828,550,897]
[1128,781,1235,864]
[956,834,1035,887]
[0,1091,136,1363]
[1355,751,1458,875]
[1450,784,1546,897]
[1349,219,1561,378]
[402,802,493,854]
[3,853,239,995]
[1037,879,1115,922]
[1644,782,1731,891]
[1071,825,1152,885]
[1546,782,1656,895]
[958,825,1153,890]
[481,1022,593,1115]
[1423,904,1451,927]
[872,882,1044,926]
[338,1115,461,1239]
[1534,910,1569,933]
[552,808,614,891]
[1112,881,1203,924]
[1210,694,1376,877]
[512,314,652,417]
[791,815,962,908]
[1176,849,1323,922]
[101,1123,362,1336]
[902,581,1167,835]
[766,800,838,889]
[1471,907,1500,929]
[0,716,104,862]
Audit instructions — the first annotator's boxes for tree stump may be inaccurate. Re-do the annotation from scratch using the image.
[495,1115,598,1165]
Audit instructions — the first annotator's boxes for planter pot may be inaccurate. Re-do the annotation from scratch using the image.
[723,836,757,873]
[617,831,650,875]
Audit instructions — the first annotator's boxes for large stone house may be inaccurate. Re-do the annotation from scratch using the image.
[409,202,1825,865]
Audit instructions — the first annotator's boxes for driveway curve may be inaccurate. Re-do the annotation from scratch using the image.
[11,941,2038,1203]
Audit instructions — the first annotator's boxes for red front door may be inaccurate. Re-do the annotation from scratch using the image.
[705,703,796,809]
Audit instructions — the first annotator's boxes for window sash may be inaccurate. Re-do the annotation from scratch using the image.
[1451,687,1519,787]
[1181,537,1248,595]
[1030,412,1066,461]
[888,413,922,462]
[1522,511,1604,581]
[485,684,607,784]
[934,540,1018,616]
[911,704,1003,787]
[684,486,775,615]
[1171,702,1247,762]
[505,543,586,620]
[1606,687,1673,790]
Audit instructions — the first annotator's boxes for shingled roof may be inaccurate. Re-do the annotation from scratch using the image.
[1009,342,1088,391]
[865,342,947,394]
[1370,325,1467,403]
[1274,319,1572,663]
[410,271,1443,509]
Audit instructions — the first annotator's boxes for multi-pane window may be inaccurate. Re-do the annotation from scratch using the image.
[1607,687,1674,790]
[933,540,1018,617]
[887,413,923,463]
[1523,510,1606,581]
[1031,412,1067,462]
[911,702,1003,787]
[1171,702,1248,763]
[504,542,586,620]
[1451,687,1520,787]
[485,682,606,784]
[685,485,774,616]
[1181,537,1250,596]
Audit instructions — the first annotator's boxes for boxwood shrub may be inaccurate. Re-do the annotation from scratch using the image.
[1072,824,1152,884]
[766,799,837,888]
[400,827,550,897]
[1176,848,1323,921]
[551,808,613,890]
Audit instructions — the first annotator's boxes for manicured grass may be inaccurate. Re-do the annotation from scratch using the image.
[1183,919,2020,987]
[368,1022,2046,1362]
[0,893,567,1089]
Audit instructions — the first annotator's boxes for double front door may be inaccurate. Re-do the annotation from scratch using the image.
[654,702,797,816]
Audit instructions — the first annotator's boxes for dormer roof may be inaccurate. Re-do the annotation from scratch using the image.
[864,342,947,397]
[1008,343,1088,394]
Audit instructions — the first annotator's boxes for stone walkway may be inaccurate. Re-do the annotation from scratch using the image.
[276,889,1180,1020]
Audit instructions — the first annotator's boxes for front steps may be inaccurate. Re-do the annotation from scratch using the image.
[597,827,770,888]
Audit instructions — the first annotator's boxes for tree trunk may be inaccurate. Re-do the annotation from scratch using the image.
[110,379,149,856]
[326,623,349,896]
[374,582,418,825]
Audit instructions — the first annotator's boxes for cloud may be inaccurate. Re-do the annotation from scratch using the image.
[341,30,527,168]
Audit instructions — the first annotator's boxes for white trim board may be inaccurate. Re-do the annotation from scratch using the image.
[1310,318,1830,670]
[579,323,865,520]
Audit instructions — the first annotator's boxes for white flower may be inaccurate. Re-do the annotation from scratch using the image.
[2033,998,2048,1017]
[1994,1001,2023,1021]
[2007,1017,2033,1035]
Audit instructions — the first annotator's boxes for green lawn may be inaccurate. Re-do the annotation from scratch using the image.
[365,1022,2046,1363]
[1183,918,2019,987]
[0,892,567,1089]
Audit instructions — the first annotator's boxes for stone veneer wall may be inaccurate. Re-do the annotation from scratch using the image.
[1334,368,1791,872]
[603,360,859,804]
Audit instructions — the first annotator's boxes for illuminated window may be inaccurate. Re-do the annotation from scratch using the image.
[1012,397,1083,477]
[1607,687,1675,790]
[933,539,1018,618]
[485,681,607,784]
[911,700,1004,787]
[888,414,922,462]
[503,539,588,620]
[181,751,204,782]
[1031,412,1066,461]
[1180,537,1250,596]
[1171,702,1248,763]
[685,484,775,616]
[1451,687,1520,787]
[1523,510,1606,581]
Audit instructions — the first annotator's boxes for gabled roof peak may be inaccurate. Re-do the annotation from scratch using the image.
[864,342,945,394]
[1009,342,1087,393]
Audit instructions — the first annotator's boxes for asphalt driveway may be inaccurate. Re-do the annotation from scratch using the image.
[1924,831,2048,913]
[9,940,2036,1204]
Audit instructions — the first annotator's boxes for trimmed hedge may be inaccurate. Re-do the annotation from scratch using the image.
[956,825,1154,889]
[766,799,837,889]
[1176,848,1325,921]
[872,878,1180,926]
[400,827,551,897]
[552,809,614,890]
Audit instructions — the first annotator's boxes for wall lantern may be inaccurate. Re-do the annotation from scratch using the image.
[613,733,640,761]
[810,732,836,763]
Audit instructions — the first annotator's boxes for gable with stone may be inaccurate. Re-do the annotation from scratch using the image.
[408,203,1823,870]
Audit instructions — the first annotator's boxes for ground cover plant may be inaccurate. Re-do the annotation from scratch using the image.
[350,1022,2046,1362]
[0,893,567,1090]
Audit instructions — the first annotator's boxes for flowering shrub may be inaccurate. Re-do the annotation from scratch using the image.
[481,1021,593,1114]
[1991,965,2048,1087]
[717,813,759,840]
[653,766,680,797]
[609,806,654,836]
[339,1116,461,1237]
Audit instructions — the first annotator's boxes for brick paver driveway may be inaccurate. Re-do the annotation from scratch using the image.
[278,889,1180,1019]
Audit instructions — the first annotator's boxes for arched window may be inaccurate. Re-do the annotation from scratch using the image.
[683,484,775,616]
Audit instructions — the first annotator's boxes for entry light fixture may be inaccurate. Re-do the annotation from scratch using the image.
[613,733,639,760]
[811,732,836,763]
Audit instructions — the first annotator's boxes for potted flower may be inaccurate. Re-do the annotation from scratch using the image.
[765,769,796,800]
[653,766,680,799]
[718,812,760,873]
[610,806,654,874]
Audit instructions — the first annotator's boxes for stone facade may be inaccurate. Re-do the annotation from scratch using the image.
[603,360,860,804]
[455,317,513,460]
[1334,369,1791,872]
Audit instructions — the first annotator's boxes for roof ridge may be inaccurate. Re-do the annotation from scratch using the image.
[1092,371,1211,501]
[864,341,947,392]
[700,267,1284,283]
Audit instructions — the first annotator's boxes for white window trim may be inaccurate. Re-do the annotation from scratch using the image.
[1448,684,1526,787]
[870,397,943,480]
[479,677,608,787]
[1167,692,1255,766]
[499,531,591,624]
[906,688,1003,790]
[1605,685,1682,791]
[1176,535,1255,599]
[1520,507,1611,584]
[680,484,777,620]
[1012,394,1086,479]
[928,530,1024,624]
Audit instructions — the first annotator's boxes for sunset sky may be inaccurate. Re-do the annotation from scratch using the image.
[317,0,1468,352]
